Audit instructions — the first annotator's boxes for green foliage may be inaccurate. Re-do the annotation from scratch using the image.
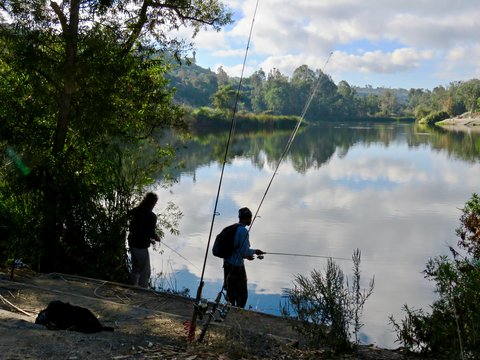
[173,63,413,120]
[0,0,232,279]
[459,79,480,114]
[167,61,219,107]
[456,193,480,258]
[390,193,480,358]
[418,110,450,125]
[281,249,374,352]
[169,59,480,122]
[414,104,433,121]
[211,84,238,112]
[0,191,35,267]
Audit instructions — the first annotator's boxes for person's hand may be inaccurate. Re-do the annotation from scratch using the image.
[246,255,255,261]
[255,249,264,255]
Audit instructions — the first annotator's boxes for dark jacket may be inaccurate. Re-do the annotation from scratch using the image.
[127,206,157,249]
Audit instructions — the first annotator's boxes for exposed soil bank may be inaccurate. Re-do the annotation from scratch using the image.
[0,269,418,359]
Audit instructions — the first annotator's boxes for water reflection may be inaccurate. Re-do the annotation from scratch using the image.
[153,122,480,348]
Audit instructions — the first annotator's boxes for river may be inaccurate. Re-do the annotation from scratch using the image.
[150,120,480,348]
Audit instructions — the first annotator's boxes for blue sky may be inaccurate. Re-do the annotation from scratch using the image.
[183,0,480,90]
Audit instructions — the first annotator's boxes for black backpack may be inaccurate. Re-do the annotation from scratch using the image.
[35,300,114,333]
[212,223,240,258]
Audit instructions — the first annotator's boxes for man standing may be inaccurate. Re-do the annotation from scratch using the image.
[127,192,160,288]
[223,207,264,308]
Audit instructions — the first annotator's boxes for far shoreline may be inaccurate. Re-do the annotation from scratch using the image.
[436,112,480,132]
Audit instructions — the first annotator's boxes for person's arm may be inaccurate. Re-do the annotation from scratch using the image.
[237,228,255,259]
[149,213,160,242]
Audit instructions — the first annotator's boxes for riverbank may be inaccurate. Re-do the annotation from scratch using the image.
[436,112,480,132]
[0,269,417,359]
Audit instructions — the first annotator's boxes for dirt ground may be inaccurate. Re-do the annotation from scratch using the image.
[0,269,416,360]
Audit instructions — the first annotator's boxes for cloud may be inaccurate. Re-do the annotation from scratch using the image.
[436,44,480,81]
[331,48,434,74]
[193,0,480,87]
[192,28,229,50]
[215,63,257,77]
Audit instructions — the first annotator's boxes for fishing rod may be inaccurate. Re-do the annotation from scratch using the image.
[195,53,336,341]
[264,251,351,261]
[250,51,333,230]
[187,0,260,342]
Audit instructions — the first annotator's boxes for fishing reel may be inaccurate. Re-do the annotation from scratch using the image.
[215,301,231,322]
[194,299,209,320]
[201,292,232,323]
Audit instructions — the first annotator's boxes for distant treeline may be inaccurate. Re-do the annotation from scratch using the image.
[168,60,480,123]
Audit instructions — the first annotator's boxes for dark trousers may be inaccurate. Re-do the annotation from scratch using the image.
[223,262,248,308]
[129,247,151,288]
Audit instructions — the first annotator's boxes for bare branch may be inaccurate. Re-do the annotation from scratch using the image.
[50,1,68,34]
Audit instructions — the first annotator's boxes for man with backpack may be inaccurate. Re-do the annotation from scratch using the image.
[223,207,264,308]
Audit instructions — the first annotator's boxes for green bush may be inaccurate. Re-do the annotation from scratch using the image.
[418,110,450,125]
[414,105,432,121]
[281,249,374,352]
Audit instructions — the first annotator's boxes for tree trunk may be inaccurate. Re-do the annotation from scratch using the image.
[52,0,81,155]
[38,1,81,272]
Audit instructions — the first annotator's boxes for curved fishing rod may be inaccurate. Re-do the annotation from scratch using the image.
[249,52,333,230]
[196,0,259,299]
[196,53,334,341]
[188,0,260,341]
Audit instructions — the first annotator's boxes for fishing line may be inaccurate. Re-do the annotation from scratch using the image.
[265,251,350,261]
[250,52,333,230]
[263,252,411,265]
[160,240,201,272]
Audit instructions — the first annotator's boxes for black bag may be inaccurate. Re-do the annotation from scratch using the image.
[212,223,240,258]
[35,300,114,333]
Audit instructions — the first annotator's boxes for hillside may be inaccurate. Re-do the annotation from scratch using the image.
[168,61,411,111]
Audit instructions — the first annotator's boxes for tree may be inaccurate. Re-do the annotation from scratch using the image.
[264,68,291,114]
[380,90,398,115]
[290,65,316,116]
[216,65,230,87]
[459,79,480,114]
[0,0,232,278]
[211,84,237,112]
[308,70,338,119]
[247,69,267,113]
[336,80,357,118]
[361,94,381,117]
[291,64,316,84]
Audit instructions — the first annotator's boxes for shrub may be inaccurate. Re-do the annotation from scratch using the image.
[281,249,374,352]
[418,110,450,125]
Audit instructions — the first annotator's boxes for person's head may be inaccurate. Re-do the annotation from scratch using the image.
[140,192,158,210]
[238,207,252,225]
